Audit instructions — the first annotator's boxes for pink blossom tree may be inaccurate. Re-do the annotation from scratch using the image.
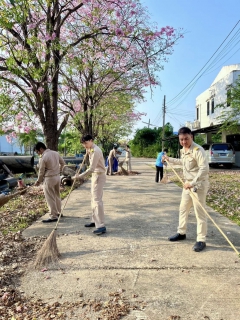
[0,0,183,150]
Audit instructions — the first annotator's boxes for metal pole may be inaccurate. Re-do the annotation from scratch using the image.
[162,95,166,150]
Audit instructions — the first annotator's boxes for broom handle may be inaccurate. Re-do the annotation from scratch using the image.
[54,153,88,230]
[165,159,240,258]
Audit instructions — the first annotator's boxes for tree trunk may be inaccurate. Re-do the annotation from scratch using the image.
[43,124,60,151]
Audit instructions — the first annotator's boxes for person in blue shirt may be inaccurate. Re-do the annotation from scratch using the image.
[155,148,168,182]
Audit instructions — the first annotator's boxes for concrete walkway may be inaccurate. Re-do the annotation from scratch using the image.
[22,158,240,320]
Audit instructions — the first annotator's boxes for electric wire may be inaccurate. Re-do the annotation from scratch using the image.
[166,20,240,108]
[151,20,240,127]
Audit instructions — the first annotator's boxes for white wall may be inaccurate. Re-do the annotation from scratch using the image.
[195,65,240,129]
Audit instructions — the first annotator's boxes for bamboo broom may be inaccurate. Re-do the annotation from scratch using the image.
[118,160,129,175]
[0,188,27,208]
[160,164,171,184]
[165,159,240,258]
[34,154,87,269]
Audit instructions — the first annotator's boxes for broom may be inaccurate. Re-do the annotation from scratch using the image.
[0,188,27,208]
[34,154,88,269]
[165,159,240,258]
[118,160,129,176]
[161,164,171,184]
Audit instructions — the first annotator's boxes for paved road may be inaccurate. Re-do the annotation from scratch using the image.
[22,158,240,320]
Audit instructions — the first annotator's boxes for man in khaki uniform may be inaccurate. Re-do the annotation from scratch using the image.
[73,134,106,235]
[124,145,132,171]
[106,145,118,175]
[34,142,65,223]
[162,126,209,252]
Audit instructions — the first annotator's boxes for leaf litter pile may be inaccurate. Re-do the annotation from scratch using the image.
[114,171,140,176]
[1,169,239,319]
[0,185,145,320]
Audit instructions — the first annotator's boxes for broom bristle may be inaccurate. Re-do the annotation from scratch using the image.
[161,173,171,184]
[118,160,124,167]
[121,166,129,175]
[34,229,61,269]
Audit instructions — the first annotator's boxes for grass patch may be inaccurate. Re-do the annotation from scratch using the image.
[166,168,240,225]
[208,171,240,225]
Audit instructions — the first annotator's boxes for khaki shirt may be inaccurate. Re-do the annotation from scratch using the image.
[37,149,65,183]
[125,149,131,160]
[80,144,105,178]
[108,148,117,160]
[168,142,209,187]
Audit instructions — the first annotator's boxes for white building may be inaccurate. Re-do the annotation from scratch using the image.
[187,64,240,166]
[195,64,240,129]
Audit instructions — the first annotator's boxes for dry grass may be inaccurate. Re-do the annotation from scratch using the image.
[167,168,240,226]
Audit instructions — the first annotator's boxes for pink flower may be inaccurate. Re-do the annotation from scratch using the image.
[51,33,56,40]
[28,23,36,30]
[45,34,52,41]
[116,28,123,36]
[24,127,31,134]
[37,87,44,93]
[6,135,12,144]
[16,112,23,120]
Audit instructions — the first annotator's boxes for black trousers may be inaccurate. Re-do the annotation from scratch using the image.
[155,166,164,182]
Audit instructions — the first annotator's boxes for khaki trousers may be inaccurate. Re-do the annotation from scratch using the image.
[178,181,209,242]
[43,176,61,219]
[125,158,132,171]
[91,173,106,228]
[106,157,113,175]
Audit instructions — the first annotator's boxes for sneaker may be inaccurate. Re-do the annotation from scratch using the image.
[168,233,186,241]
[192,241,206,252]
[93,227,106,235]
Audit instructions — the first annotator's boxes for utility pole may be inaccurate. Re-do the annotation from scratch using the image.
[142,119,160,128]
[162,95,166,150]
[142,119,151,128]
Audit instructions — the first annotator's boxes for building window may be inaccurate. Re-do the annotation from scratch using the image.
[227,89,231,107]
[196,107,199,120]
[211,99,214,113]
[207,101,210,116]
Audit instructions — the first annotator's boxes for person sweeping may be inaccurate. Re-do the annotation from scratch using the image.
[162,127,209,252]
[155,148,168,183]
[72,134,107,235]
[34,142,65,223]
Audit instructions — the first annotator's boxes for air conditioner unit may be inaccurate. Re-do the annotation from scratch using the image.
[185,121,192,129]
[192,120,200,129]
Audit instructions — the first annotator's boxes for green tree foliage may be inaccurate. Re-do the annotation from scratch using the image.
[18,130,41,155]
[217,75,240,133]
[194,134,205,146]
[131,123,178,158]
[58,130,82,156]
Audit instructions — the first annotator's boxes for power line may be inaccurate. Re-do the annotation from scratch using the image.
[151,20,240,126]
[167,20,240,108]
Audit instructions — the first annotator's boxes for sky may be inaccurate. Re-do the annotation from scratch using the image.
[133,0,240,136]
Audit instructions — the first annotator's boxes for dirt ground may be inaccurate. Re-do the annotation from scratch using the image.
[1,158,240,320]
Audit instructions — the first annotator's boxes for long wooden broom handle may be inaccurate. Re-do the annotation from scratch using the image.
[54,153,88,230]
[165,159,240,258]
